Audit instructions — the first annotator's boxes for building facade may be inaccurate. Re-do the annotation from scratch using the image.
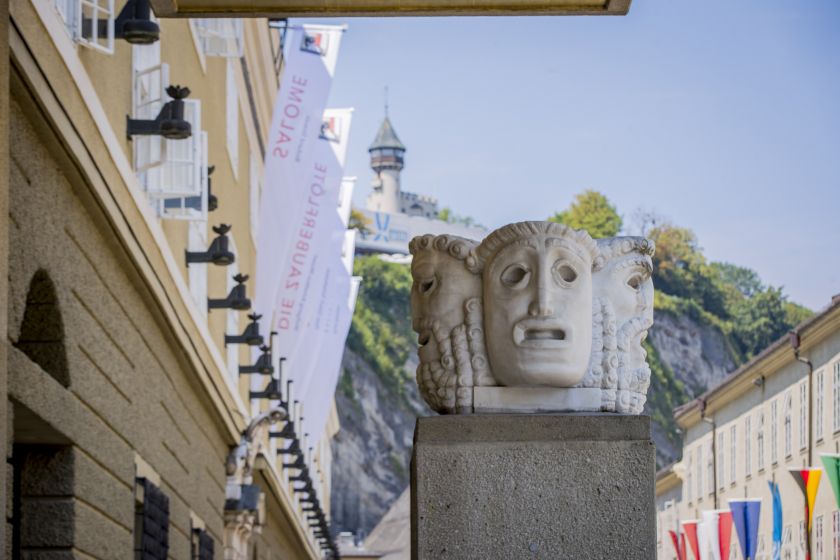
[4,0,339,557]
[656,296,840,560]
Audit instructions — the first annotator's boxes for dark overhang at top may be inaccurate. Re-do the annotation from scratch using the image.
[149,0,630,18]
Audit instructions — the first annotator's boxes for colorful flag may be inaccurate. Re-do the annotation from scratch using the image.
[789,467,822,560]
[729,499,761,560]
[669,529,686,560]
[683,520,701,560]
[700,510,732,560]
[769,481,782,560]
[821,453,840,509]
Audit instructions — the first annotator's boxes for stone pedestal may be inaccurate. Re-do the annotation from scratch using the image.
[411,414,655,560]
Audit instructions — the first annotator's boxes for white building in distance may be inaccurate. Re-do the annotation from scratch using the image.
[355,116,486,254]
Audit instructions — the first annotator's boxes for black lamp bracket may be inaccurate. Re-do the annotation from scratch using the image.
[127,85,191,139]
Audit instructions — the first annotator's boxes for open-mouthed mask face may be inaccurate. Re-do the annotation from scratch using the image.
[483,235,593,387]
[410,247,481,365]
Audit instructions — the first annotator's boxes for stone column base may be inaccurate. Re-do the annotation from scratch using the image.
[411,414,655,560]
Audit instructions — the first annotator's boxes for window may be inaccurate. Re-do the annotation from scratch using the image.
[249,153,261,245]
[54,0,115,53]
[802,380,809,450]
[783,525,793,560]
[816,515,825,560]
[730,425,737,484]
[132,62,208,217]
[718,431,725,490]
[686,451,693,504]
[834,362,840,433]
[785,390,793,458]
[192,18,243,57]
[833,510,840,560]
[758,411,766,471]
[818,370,825,441]
[187,222,208,320]
[135,478,169,559]
[226,58,239,177]
[225,236,240,384]
[707,440,714,496]
[800,521,806,555]
[771,399,779,464]
[696,445,703,500]
[745,415,752,476]
[191,528,214,560]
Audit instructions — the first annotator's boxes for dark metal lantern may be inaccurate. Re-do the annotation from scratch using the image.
[209,273,251,311]
[185,224,235,267]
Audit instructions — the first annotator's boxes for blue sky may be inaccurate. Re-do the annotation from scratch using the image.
[303,0,840,311]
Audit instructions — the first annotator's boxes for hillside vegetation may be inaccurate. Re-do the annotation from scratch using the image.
[331,191,811,535]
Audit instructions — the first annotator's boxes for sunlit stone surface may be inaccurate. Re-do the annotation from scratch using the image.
[409,221,655,414]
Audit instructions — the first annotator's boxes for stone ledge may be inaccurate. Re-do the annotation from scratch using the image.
[415,413,651,444]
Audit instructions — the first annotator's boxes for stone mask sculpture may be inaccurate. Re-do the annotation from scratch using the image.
[409,221,656,415]
[468,221,601,388]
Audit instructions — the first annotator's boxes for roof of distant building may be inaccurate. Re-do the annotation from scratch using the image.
[363,488,410,560]
[369,117,406,152]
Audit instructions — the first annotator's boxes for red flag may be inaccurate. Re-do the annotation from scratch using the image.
[683,520,700,560]
[718,510,734,559]
[669,529,686,560]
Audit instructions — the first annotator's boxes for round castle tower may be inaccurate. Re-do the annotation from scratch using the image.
[366,116,406,214]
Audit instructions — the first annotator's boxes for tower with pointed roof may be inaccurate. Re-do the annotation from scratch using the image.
[366,116,406,214]
[366,115,439,218]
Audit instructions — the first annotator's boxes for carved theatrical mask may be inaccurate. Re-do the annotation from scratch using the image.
[410,235,486,413]
[410,236,480,365]
[594,237,655,413]
[475,222,599,388]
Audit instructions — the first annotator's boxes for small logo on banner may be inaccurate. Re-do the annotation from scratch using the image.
[301,30,329,56]
[320,116,341,142]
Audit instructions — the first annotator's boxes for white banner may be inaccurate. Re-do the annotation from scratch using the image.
[275,108,353,376]
[255,23,345,332]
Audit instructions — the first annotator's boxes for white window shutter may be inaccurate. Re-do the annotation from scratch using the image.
[148,99,203,199]
[162,131,208,220]
[226,59,239,177]
[76,0,115,53]
[132,63,169,186]
[249,153,260,244]
[188,221,208,320]
[194,19,243,58]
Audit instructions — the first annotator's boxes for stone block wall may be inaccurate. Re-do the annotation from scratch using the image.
[4,98,231,558]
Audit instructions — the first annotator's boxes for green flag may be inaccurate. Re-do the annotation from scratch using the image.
[821,453,840,509]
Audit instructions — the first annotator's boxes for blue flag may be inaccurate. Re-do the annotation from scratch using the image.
[769,481,783,560]
[730,499,761,560]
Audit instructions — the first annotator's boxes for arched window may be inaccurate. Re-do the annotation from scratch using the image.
[15,269,69,387]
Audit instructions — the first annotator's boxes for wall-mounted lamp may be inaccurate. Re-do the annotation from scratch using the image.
[269,419,297,440]
[249,377,282,401]
[82,0,160,45]
[209,273,251,310]
[238,345,273,376]
[277,438,302,457]
[185,224,235,266]
[207,165,218,212]
[753,375,765,388]
[283,454,306,471]
[225,313,264,346]
[127,85,191,139]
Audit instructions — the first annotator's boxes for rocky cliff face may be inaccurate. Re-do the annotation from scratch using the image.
[649,311,737,397]
[330,350,427,537]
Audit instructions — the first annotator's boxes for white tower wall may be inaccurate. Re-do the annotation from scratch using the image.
[366,169,402,214]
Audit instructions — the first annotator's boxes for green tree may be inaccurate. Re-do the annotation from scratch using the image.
[549,190,623,238]
[348,209,372,235]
